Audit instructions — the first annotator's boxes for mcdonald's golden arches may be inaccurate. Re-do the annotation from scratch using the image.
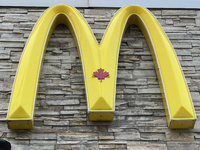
[7,4,196,129]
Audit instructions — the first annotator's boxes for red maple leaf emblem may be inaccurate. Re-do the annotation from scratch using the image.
[93,68,109,81]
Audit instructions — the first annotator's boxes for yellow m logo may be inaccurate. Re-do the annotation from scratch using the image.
[7,4,196,129]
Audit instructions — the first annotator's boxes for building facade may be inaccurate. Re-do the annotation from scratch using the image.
[0,4,200,150]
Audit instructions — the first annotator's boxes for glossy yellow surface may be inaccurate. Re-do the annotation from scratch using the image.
[7,4,196,129]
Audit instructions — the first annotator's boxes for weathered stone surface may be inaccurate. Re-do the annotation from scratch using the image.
[138,88,161,94]
[99,144,126,149]
[176,49,191,55]
[69,126,107,133]
[117,72,133,79]
[44,120,69,126]
[127,144,167,150]
[133,70,156,77]
[35,110,60,116]
[64,105,87,110]
[115,108,153,116]
[60,110,85,115]
[136,61,154,70]
[0,42,24,48]
[0,63,12,68]
[71,144,98,150]
[30,139,56,144]
[115,131,140,140]
[0,79,13,91]
[140,132,166,141]
[57,133,98,144]
[166,130,194,141]
[0,50,10,59]
[99,132,114,140]
[3,14,39,22]
[56,142,99,150]
[117,78,147,85]
[0,23,13,30]
[46,99,79,105]
[136,118,168,127]
[167,142,198,150]
[7,132,57,140]
[127,40,143,48]
[12,144,55,150]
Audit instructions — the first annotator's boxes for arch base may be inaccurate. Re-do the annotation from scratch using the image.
[88,112,114,121]
[7,120,33,129]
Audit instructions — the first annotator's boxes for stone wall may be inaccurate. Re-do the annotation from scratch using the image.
[0,6,200,150]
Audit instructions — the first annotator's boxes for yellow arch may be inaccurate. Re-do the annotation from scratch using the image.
[7,4,196,129]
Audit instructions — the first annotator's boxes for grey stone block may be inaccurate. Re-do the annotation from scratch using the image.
[173,43,192,49]
[57,133,98,144]
[35,110,60,116]
[166,130,194,141]
[3,14,39,22]
[114,131,140,140]
[176,49,191,55]
[71,144,98,150]
[115,108,153,116]
[127,41,143,48]
[140,132,166,141]
[60,110,85,115]
[46,99,79,106]
[12,144,55,150]
[69,126,107,133]
[0,50,10,59]
[136,61,154,70]
[44,120,69,126]
[0,23,13,30]
[7,132,57,140]
[133,70,156,77]
[138,88,161,94]
[162,10,196,16]
[167,142,198,150]
[127,144,167,150]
